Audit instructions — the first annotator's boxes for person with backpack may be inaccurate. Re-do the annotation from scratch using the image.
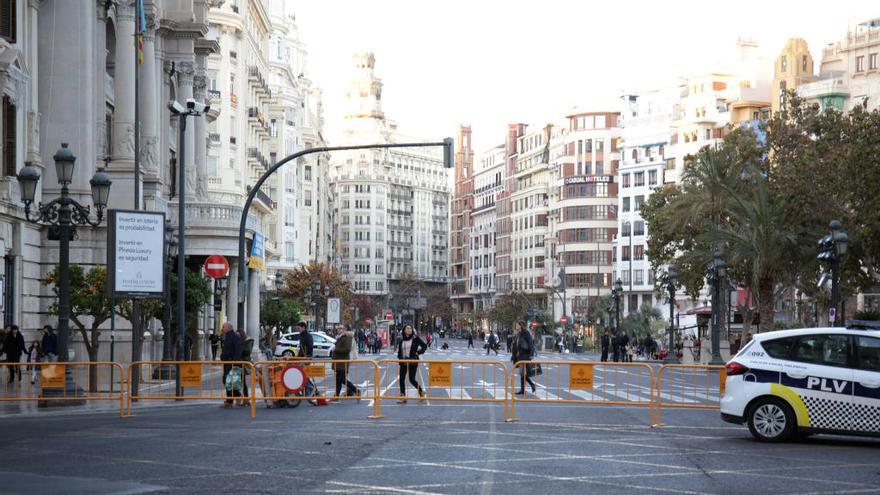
[512,321,536,395]
[396,324,427,404]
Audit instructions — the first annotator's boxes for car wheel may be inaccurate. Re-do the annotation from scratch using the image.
[282,350,294,357]
[747,397,796,443]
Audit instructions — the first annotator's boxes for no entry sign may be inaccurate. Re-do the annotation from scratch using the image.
[204,255,229,279]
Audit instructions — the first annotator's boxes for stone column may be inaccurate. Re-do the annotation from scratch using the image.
[139,19,159,176]
[112,0,136,164]
[177,61,197,200]
[192,70,208,200]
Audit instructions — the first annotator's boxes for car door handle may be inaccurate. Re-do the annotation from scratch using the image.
[860,381,880,388]
[785,372,807,379]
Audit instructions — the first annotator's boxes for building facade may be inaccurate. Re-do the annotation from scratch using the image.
[470,144,504,318]
[331,53,450,312]
[450,125,474,319]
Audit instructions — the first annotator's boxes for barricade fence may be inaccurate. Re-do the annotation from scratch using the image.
[125,361,257,418]
[0,361,125,417]
[653,364,725,426]
[376,359,510,421]
[252,358,380,417]
[509,361,656,424]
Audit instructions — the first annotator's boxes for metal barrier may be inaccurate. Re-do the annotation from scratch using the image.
[653,364,726,426]
[125,361,256,418]
[509,361,656,424]
[0,361,126,417]
[376,359,510,421]
[253,359,381,418]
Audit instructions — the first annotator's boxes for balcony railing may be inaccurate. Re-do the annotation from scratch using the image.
[209,132,220,143]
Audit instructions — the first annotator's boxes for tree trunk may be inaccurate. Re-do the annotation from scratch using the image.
[89,326,100,392]
[757,275,775,333]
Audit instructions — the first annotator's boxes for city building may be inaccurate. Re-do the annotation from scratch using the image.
[450,125,474,319]
[798,18,880,112]
[548,110,620,331]
[772,37,816,114]
[470,143,504,324]
[331,53,450,314]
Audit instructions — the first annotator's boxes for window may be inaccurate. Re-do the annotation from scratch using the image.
[633,172,644,187]
[304,190,312,207]
[634,270,644,285]
[634,195,644,211]
[705,128,712,141]
[208,156,218,176]
[648,169,658,185]
[870,53,878,71]
[792,334,849,367]
[0,0,15,43]
[802,54,808,72]
[665,158,675,171]
[304,165,312,181]
[763,337,796,359]
[2,95,15,177]
[634,245,644,260]
[856,336,880,371]
[633,220,645,236]
[780,55,787,73]
[622,173,630,188]
[855,55,866,72]
[622,197,630,212]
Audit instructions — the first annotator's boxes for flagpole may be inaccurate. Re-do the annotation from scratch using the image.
[130,0,144,396]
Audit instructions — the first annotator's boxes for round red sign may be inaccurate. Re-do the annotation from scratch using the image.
[204,255,229,278]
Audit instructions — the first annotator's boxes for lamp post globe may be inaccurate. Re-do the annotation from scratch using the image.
[89,167,112,212]
[16,161,40,204]
[53,142,76,184]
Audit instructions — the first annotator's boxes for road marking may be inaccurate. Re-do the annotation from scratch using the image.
[324,481,444,495]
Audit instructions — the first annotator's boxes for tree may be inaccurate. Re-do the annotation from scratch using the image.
[493,293,528,334]
[281,262,353,320]
[621,304,664,340]
[260,297,301,334]
[43,265,113,391]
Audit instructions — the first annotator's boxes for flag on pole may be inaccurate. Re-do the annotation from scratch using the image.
[136,0,146,64]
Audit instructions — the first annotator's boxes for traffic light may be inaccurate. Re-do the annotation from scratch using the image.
[443,137,454,168]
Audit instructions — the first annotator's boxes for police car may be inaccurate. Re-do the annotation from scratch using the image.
[274,331,336,358]
[720,321,880,442]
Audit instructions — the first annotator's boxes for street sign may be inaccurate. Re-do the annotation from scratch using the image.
[829,307,837,323]
[247,232,265,271]
[204,255,229,279]
[40,365,65,388]
[327,298,341,324]
[429,362,452,387]
[281,365,305,393]
[560,316,568,324]
[569,364,594,390]
[305,364,325,378]
[107,210,166,298]
[385,311,393,320]
[180,364,202,387]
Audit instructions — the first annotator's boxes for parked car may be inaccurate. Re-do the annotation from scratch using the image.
[275,331,336,358]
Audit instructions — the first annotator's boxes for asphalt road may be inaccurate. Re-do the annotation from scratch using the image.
[1,340,878,494]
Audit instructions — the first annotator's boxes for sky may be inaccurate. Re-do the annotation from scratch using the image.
[293,0,879,152]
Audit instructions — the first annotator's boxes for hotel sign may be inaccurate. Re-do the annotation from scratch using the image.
[563,175,613,185]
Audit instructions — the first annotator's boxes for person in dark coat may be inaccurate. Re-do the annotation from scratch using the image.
[296,321,313,358]
[467,332,474,349]
[220,322,243,407]
[4,325,26,383]
[41,325,58,362]
[619,333,630,362]
[512,321,536,395]
[332,324,359,400]
[611,333,620,362]
[209,333,220,361]
[396,324,427,404]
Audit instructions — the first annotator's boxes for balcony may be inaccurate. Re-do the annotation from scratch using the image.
[247,65,272,99]
[167,201,243,233]
[230,136,237,145]
[209,132,220,143]
[247,147,269,169]
[208,89,221,104]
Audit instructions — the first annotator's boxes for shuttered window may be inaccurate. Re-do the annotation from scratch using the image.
[0,0,15,43]
[2,96,15,177]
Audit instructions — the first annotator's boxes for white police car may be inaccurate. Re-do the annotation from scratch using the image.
[274,331,336,358]
[721,321,880,442]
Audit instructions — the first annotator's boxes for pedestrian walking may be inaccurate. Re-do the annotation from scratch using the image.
[220,322,244,408]
[396,324,427,404]
[3,325,25,384]
[600,330,610,362]
[620,333,630,362]
[467,332,474,349]
[356,327,366,353]
[611,333,620,362]
[209,333,220,360]
[426,332,432,349]
[41,325,58,362]
[512,321,536,395]
[486,331,499,355]
[27,341,40,384]
[331,324,359,401]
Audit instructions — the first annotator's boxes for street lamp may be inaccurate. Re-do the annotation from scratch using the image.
[818,220,848,326]
[273,271,283,300]
[664,264,679,363]
[612,278,623,336]
[707,249,727,364]
[162,225,178,362]
[17,145,111,368]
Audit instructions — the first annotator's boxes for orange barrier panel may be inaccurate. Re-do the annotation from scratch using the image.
[253,359,381,418]
[509,361,656,424]
[0,361,125,417]
[653,364,726,427]
[126,361,256,418]
[376,359,510,421]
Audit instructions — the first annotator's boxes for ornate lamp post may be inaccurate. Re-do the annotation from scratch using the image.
[16,145,111,366]
[612,278,623,336]
[664,264,679,363]
[707,250,727,365]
